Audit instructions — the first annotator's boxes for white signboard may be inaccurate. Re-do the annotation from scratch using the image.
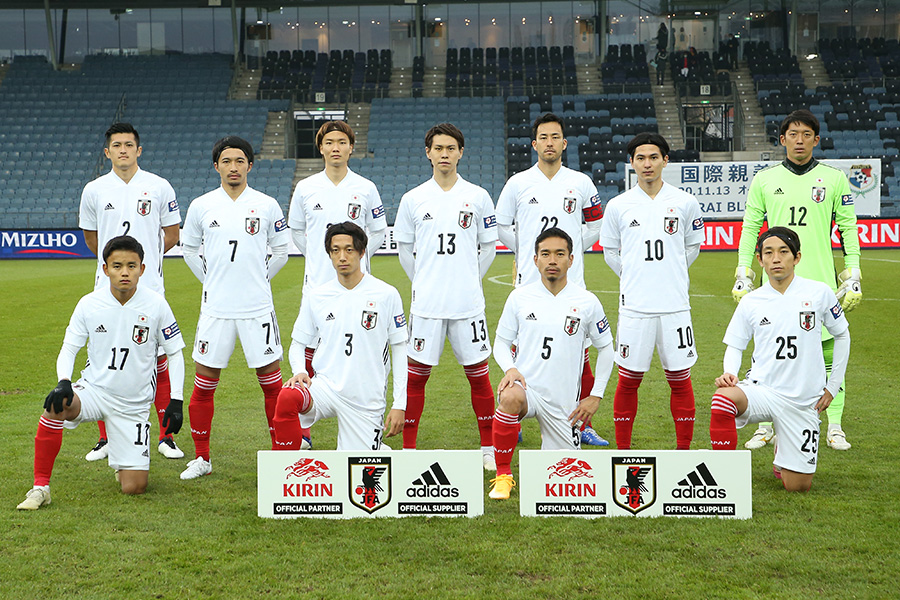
[519,450,752,519]
[258,450,484,519]
[627,159,882,218]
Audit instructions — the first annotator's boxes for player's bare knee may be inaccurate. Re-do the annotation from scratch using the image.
[498,386,526,415]
[119,473,148,495]
[781,470,813,492]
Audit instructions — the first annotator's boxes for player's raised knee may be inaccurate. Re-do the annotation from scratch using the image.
[497,385,526,415]
[277,384,312,417]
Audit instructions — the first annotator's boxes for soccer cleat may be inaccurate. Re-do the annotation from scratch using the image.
[827,428,852,450]
[482,450,497,472]
[744,426,775,450]
[157,437,185,459]
[300,437,312,450]
[180,457,212,480]
[85,438,109,462]
[580,426,610,447]
[488,474,516,500]
[17,487,51,510]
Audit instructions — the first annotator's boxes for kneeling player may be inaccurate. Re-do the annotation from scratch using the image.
[488,228,614,500]
[273,222,407,450]
[17,236,185,509]
[710,227,850,492]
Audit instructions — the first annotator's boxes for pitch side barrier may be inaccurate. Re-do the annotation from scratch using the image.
[257,449,751,519]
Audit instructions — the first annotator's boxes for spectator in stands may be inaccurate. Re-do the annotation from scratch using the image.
[727,34,739,69]
[656,23,669,54]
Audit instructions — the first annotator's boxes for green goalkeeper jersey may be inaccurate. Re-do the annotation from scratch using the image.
[738,158,861,290]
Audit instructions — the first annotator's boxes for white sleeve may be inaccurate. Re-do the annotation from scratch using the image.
[589,342,615,398]
[267,243,289,280]
[478,241,496,279]
[288,339,306,376]
[498,223,516,253]
[825,328,850,397]
[182,244,205,283]
[390,341,408,411]
[685,242,701,268]
[723,345,743,377]
[367,228,385,259]
[582,224,601,250]
[603,246,622,277]
[398,242,416,281]
[165,349,185,401]
[492,332,516,373]
[56,341,80,381]
[291,228,307,256]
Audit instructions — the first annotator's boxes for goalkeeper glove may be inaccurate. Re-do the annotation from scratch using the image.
[732,266,756,303]
[44,379,74,414]
[836,268,862,311]
[162,399,184,435]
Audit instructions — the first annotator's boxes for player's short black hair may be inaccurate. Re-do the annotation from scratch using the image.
[105,122,140,147]
[534,226,573,255]
[425,123,465,149]
[316,120,355,149]
[212,136,254,165]
[325,221,368,255]
[532,113,565,140]
[780,109,819,137]
[627,132,670,160]
[102,235,144,263]
[756,226,801,258]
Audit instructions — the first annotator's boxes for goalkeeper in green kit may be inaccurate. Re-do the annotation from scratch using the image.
[733,109,861,451]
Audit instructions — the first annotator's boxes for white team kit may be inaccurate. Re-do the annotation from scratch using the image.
[79,168,181,295]
[290,274,408,450]
[496,164,602,288]
[724,276,849,473]
[600,182,705,371]
[182,185,290,367]
[63,286,185,470]
[288,169,387,288]
[394,176,498,365]
[496,282,613,449]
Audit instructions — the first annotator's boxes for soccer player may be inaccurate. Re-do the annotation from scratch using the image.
[180,136,290,479]
[394,123,498,469]
[288,120,387,444]
[599,132,704,450]
[79,122,184,461]
[711,227,850,492]
[488,228,614,500]
[17,236,185,510]
[733,109,861,451]
[495,113,607,447]
[273,222,407,450]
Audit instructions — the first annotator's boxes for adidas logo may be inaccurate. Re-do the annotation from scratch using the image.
[264,347,274,355]
[209,220,220,228]
[629,219,640,227]
[95,325,107,333]
[423,213,433,221]
[325,313,335,321]
[807,457,816,465]
[528,197,539,204]
[759,317,771,326]
[142,449,149,457]
[687,350,694,358]
[774,188,784,195]
[671,463,726,498]
[480,344,488,352]
[406,462,459,498]
[313,203,323,210]
[526,313,537,321]
[104,203,115,211]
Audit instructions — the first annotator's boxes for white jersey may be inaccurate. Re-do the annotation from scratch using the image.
[288,169,387,289]
[496,281,612,414]
[496,164,602,288]
[291,274,407,413]
[599,182,704,316]
[64,285,185,408]
[394,176,498,319]
[182,186,289,319]
[723,276,849,406]
[79,168,181,295]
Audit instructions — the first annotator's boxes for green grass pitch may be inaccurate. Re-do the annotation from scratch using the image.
[2,250,898,598]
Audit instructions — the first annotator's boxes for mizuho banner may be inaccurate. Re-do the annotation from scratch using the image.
[626,159,882,218]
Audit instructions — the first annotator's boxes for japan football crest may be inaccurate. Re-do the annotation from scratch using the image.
[349,457,391,514]
[564,315,580,336]
[612,457,656,515]
[137,198,152,216]
[362,310,378,330]
[132,325,149,345]
[458,211,473,229]
[413,338,425,352]
[664,217,679,235]
[348,203,362,220]
[563,193,577,214]
[799,310,815,331]
[246,217,260,235]
[197,340,209,355]
[619,344,629,359]
[811,186,826,203]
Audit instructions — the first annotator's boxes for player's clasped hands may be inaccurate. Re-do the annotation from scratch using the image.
[43,379,74,414]
[283,372,312,389]
[497,368,526,393]
[715,372,739,388]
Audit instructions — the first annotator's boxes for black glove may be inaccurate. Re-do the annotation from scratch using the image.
[44,379,74,414]
[162,399,184,435]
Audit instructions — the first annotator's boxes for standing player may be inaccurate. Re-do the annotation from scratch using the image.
[180,136,290,479]
[599,132,705,450]
[733,109,861,451]
[395,123,498,469]
[488,228,614,500]
[79,122,184,461]
[495,113,607,446]
[17,236,185,509]
[273,222,407,450]
[288,120,387,445]
[711,227,850,491]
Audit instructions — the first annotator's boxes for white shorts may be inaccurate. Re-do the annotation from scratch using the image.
[65,379,152,471]
[407,313,492,366]
[299,376,385,451]
[519,383,581,451]
[736,381,821,474]
[193,310,283,369]
[614,311,698,372]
